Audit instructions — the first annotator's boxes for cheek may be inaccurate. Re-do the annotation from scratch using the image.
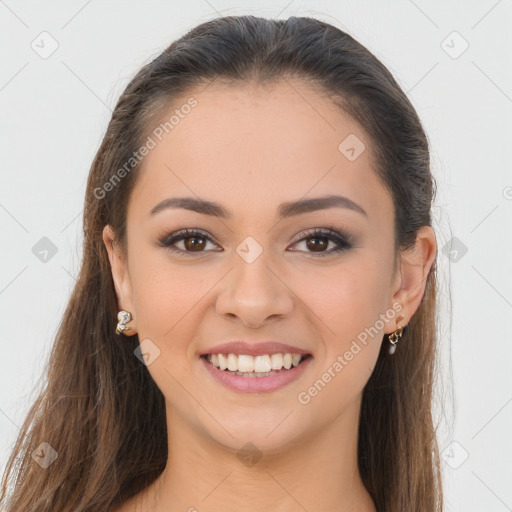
[293,256,389,402]
[295,267,385,417]
[297,255,390,345]
[131,261,206,340]
[127,241,195,335]
[128,256,211,395]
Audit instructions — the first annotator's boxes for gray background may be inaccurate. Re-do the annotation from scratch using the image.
[1,1,511,510]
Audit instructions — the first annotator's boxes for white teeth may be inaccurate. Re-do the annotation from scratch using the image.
[238,354,254,372]
[227,353,238,372]
[218,353,228,371]
[254,355,272,372]
[270,353,283,370]
[206,352,306,373]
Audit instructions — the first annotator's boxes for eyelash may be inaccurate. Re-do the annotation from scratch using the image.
[158,226,353,258]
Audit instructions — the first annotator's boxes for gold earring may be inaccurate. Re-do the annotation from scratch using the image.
[388,314,405,355]
[115,310,133,335]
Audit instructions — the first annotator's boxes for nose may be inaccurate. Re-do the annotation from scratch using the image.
[215,249,294,328]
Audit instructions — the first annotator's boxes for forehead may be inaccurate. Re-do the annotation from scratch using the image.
[129,79,393,223]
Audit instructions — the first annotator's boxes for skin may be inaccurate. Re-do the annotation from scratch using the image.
[104,79,437,512]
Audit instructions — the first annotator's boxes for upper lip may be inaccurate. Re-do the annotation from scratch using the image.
[200,341,311,357]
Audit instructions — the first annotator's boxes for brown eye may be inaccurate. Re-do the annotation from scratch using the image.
[159,228,221,256]
[290,228,353,257]
[183,236,206,251]
[305,237,329,252]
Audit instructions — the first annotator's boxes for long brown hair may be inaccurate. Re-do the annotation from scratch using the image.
[1,15,444,511]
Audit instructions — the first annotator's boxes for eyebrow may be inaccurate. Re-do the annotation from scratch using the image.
[149,194,368,219]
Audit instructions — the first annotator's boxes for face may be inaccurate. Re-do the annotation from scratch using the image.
[104,79,412,454]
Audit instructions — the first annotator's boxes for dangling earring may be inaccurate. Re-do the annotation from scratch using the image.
[388,314,405,355]
[115,310,133,335]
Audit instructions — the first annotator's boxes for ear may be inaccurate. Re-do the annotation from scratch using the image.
[102,224,137,336]
[386,226,437,332]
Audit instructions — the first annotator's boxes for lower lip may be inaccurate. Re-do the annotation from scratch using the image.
[201,356,312,394]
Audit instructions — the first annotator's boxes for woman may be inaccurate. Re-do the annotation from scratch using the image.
[1,15,443,511]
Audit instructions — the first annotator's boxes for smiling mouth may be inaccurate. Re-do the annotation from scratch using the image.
[201,353,312,377]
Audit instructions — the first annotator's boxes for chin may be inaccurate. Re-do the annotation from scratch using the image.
[203,412,308,456]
